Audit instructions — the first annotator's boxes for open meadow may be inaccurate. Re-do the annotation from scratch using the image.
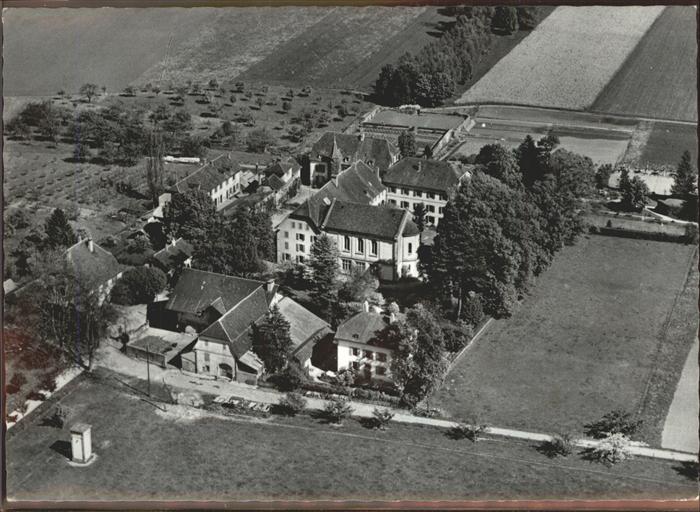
[432,235,698,446]
[457,6,664,110]
[6,371,697,502]
[591,6,697,122]
[639,122,699,169]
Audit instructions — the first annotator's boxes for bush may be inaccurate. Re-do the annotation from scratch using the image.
[584,433,631,466]
[274,361,308,392]
[461,293,484,326]
[448,421,487,442]
[538,433,574,458]
[278,392,307,416]
[584,410,642,439]
[7,373,27,395]
[322,395,354,424]
[370,407,394,430]
[442,321,473,353]
[26,390,46,401]
[684,224,699,245]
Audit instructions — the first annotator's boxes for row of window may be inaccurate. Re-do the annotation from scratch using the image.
[390,199,443,216]
[350,361,387,376]
[350,347,388,362]
[388,187,447,201]
[290,221,311,232]
[342,235,378,256]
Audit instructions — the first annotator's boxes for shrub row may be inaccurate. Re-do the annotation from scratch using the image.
[590,225,695,245]
[299,381,401,407]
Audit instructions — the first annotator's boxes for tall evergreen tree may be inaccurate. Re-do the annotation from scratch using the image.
[146,130,165,207]
[398,130,417,158]
[413,203,427,232]
[308,234,340,321]
[44,208,77,249]
[671,150,697,197]
[252,305,293,373]
[516,135,542,187]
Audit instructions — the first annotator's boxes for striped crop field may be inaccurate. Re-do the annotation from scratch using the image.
[456,6,665,110]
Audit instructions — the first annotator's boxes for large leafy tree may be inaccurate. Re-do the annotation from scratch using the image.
[252,305,293,373]
[476,143,522,189]
[79,83,99,103]
[44,208,78,249]
[492,6,518,34]
[549,149,596,198]
[110,266,167,305]
[308,234,340,321]
[671,150,697,197]
[162,190,217,243]
[390,304,448,405]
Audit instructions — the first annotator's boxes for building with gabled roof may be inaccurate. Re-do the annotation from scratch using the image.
[277,197,420,281]
[275,295,332,369]
[305,131,399,187]
[383,157,471,226]
[65,238,127,302]
[150,238,194,275]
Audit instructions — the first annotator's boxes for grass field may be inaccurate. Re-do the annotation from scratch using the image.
[432,236,698,446]
[6,372,697,502]
[452,105,635,165]
[639,122,699,168]
[457,6,664,109]
[591,6,697,122]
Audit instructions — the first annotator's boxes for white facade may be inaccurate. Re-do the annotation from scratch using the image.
[276,217,419,280]
[193,336,236,380]
[386,186,448,227]
[210,174,241,209]
[336,339,393,382]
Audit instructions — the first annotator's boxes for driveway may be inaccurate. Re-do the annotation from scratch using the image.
[661,337,699,453]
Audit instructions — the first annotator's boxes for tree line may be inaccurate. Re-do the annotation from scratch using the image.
[373,6,540,107]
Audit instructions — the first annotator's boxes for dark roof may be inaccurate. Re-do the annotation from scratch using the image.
[383,157,468,193]
[266,174,286,192]
[319,161,386,205]
[265,158,301,178]
[65,239,126,287]
[151,238,194,271]
[321,200,410,241]
[311,132,399,170]
[166,268,263,315]
[200,287,270,358]
[402,221,420,237]
[336,311,391,347]
[276,297,331,352]
[175,162,231,193]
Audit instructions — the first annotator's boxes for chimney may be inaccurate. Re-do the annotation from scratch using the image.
[362,300,370,313]
[87,238,94,253]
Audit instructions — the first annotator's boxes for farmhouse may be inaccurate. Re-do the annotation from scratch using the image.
[335,303,399,384]
[304,131,400,187]
[277,196,420,280]
[262,157,302,207]
[383,157,470,226]
[172,159,241,210]
[65,238,126,302]
[150,238,194,275]
[361,107,472,157]
[274,295,332,369]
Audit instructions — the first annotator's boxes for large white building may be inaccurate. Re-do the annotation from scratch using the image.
[277,196,420,281]
[382,157,470,227]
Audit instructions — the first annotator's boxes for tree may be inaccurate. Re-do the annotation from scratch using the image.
[163,190,217,243]
[338,266,380,304]
[37,262,117,369]
[619,171,649,211]
[110,267,167,305]
[252,305,293,373]
[323,395,354,424]
[282,101,292,113]
[246,128,275,153]
[423,144,434,159]
[516,6,537,29]
[390,304,448,404]
[413,203,427,232]
[595,164,614,190]
[584,410,643,439]
[123,86,135,96]
[398,130,416,158]
[278,392,307,416]
[671,150,697,197]
[255,96,265,109]
[492,6,519,34]
[79,83,99,103]
[308,234,340,321]
[476,143,522,189]
[146,130,165,207]
[6,117,32,140]
[516,135,543,187]
[370,407,394,430]
[549,148,595,198]
[180,134,207,159]
[44,208,77,249]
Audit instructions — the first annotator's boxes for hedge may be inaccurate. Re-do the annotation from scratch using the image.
[589,226,693,245]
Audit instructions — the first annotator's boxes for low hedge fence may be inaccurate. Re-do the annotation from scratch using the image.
[590,225,696,245]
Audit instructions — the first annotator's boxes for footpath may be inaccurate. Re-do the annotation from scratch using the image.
[95,343,698,464]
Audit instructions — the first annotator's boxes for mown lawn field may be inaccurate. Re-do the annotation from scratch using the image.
[6,371,697,502]
[591,6,697,122]
[432,236,698,445]
[457,6,664,109]
[639,122,698,168]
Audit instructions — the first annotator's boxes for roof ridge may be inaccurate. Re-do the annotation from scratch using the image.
[181,267,264,285]
[208,287,267,342]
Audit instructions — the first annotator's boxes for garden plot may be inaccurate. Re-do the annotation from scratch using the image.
[457,6,664,109]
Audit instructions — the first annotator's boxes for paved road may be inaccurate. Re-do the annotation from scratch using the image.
[661,338,699,454]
